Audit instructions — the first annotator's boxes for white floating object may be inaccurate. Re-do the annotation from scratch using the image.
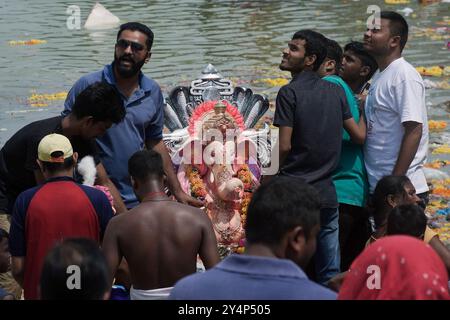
[84,2,120,30]
[423,167,449,182]
[397,7,414,17]
[423,79,437,89]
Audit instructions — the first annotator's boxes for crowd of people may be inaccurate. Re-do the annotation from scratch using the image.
[0,11,449,300]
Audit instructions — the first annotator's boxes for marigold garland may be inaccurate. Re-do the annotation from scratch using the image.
[9,39,47,46]
[237,164,253,190]
[424,160,450,169]
[186,165,207,198]
[428,120,447,131]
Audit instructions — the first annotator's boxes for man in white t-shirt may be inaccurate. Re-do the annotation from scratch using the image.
[363,11,429,205]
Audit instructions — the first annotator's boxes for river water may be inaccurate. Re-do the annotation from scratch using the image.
[0,0,448,149]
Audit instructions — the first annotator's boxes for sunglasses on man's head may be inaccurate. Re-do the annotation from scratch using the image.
[116,39,145,52]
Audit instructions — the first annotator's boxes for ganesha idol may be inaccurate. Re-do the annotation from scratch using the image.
[163,64,271,256]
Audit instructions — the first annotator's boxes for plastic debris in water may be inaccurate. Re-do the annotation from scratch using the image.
[397,7,414,16]
[436,208,450,216]
[8,39,47,46]
[423,167,450,182]
[423,79,450,90]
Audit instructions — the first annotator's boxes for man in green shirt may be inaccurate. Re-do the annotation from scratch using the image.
[318,40,377,270]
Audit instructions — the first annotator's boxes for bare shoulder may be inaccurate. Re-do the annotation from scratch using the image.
[106,211,131,234]
[174,203,209,224]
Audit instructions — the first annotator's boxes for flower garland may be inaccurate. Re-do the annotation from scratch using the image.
[237,164,252,190]
[186,165,207,198]
[428,120,447,132]
[424,160,450,169]
[235,165,254,254]
[9,39,47,46]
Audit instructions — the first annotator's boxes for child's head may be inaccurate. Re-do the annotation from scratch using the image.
[0,228,10,273]
[387,204,427,240]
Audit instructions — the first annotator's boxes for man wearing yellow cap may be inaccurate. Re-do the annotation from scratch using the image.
[0,82,125,298]
[8,134,114,300]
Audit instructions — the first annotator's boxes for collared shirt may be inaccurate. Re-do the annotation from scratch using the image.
[63,63,164,208]
[273,71,352,208]
[9,176,113,300]
[169,254,337,300]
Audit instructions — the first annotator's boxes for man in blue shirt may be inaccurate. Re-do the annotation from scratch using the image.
[169,176,336,300]
[63,22,200,209]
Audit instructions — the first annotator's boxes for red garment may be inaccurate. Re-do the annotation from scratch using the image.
[23,181,101,299]
[338,235,450,300]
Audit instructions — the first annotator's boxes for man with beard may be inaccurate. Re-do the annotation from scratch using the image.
[63,22,201,210]
[273,30,365,285]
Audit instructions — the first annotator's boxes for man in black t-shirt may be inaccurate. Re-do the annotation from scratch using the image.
[0,82,126,216]
[0,82,125,299]
[273,30,365,286]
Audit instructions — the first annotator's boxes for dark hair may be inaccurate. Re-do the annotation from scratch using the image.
[0,228,8,242]
[324,38,343,73]
[245,176,321,245]
[40,238,110,300]
[117,22,154,50]
[344,41,378,80]
[41,151,74,173]
[292,30,327,71]
[381,11,409,52]
[372,175,411,227]
[387,204,427,239]
[71,82,125,124]
[128,149,164,181]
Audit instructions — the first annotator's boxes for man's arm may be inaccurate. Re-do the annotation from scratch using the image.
[198,215,220,269]
[146,139,203,207]
[11,257,25,287]
[392,121,422,176]
[101,217,123,285]
[9,196,27,288]
[95,163,127,213]
[428,236,450,274]
[278,126,293,169]
[343,115,366,145]
[260,126,292,184]
[268,85,296,181]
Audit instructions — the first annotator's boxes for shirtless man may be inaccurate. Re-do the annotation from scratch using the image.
[102,150,220,300]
